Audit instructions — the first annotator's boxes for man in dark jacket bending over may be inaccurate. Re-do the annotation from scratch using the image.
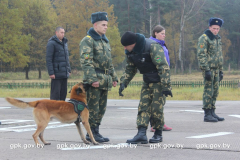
[46,27,71,101]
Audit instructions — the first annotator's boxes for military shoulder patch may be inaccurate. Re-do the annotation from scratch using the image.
[203,34,206,37]
[84,53,90,59]
[86,35,92,39]
[155,55,162,63]
[200,44,204,48]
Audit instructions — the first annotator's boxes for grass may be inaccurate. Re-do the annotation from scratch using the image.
[0,70,239,100]
[0,86,239,100]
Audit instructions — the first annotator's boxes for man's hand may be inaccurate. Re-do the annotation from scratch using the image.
[113,81,118,87]
[119,83,126,96]
[219,71,223,82]
[49,75,55,79]
[162,90,173,97]
[92,81,99,88]
[205,70,211,81]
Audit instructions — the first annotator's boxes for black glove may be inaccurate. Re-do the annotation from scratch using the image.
[205,70,211,81]
[162,90,173,97]
[119,83,126,96]
[219,71,223,82]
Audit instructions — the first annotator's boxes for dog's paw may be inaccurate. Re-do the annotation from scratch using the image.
[93,141,99,145]
[83,140,91,144]
[44,143,51,145]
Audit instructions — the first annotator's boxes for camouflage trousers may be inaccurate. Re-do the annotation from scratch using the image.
[137,82,165,130]
[202,69,219,109]
[87,86,108,127]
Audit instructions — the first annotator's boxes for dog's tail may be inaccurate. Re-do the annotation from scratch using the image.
[5,97,38,109]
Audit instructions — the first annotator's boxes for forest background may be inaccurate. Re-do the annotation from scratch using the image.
[0,0,240,79]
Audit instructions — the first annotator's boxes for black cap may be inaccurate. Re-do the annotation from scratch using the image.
[121,31,137,46]
[209,17,224,27]
[91,12,108,24]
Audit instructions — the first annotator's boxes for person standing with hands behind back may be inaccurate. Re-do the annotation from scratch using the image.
[79,12,118,143]
[46,27,71,101]
[149,25,172,132]
[197,17,225,122]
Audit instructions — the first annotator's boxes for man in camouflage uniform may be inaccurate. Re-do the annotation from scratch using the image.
[79,12,118,142]
[119,31,172,144]
[197,17,225,122]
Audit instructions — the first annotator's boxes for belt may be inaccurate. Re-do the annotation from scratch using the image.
[95,68,112,75]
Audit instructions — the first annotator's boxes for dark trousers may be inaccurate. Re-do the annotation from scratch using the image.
[50,78,68,101]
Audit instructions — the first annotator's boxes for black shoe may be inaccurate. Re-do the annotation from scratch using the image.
[149,129,162,143]
[126,127,148,144]
[211,109,225,121]
[203,109,218,122]
[95,125,109,142]
[86,127,105,143]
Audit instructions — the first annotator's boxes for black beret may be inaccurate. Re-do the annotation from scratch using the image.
[209,17,224,27]
[91,12,108,24]
[121,31,137,46]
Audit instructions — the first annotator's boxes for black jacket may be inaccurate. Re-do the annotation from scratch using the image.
[46,35,71,79]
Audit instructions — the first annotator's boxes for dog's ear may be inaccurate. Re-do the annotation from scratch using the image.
[69,87,72,93]
[76,87,83,95]
[83,83,90,91]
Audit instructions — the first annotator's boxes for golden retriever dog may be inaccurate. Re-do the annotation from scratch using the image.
[5,82,98,146]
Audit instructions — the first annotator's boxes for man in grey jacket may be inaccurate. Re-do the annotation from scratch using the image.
[46,27,71,101]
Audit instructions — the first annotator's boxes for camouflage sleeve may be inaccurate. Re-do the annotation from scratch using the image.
[150,44,171,91]
[109,63,118,82]
[79,36,98,84]
[197,35,210,71]
[120,56,137,86]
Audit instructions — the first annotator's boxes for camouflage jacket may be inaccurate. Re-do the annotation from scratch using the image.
[79,27,118,91]
[197,29,223,71]
[120,34,171,91]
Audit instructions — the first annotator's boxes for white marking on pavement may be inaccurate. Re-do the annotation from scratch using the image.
[186,132,234,138]
[0,120,75,132]
[118,108,137,110]
[180,110,203,113]
[0,107,11,109]
[0,119,33,125]
[61,143,130,150]
[229,115,240,118]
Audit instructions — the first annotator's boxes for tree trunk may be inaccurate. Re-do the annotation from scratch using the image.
[25,65,30,80]
[189,63,191,74]
[157,5,160,25]
[38,68,42,79]
[149,2,152,36]
[228,63,231,74]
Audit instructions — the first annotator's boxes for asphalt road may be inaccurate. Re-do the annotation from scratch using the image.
[0,98,240,160]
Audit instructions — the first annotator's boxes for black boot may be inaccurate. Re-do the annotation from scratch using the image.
[149,129,162,143]
[86,127,105,143]
[203,109,218,122]
[211,109,225,121]
[95,125,109,142]
[126,127,148,144]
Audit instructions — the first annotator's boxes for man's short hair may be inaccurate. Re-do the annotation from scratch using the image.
[55,27,64,32]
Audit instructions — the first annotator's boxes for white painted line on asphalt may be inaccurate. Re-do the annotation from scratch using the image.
[180,110,203,113]
[0,107,11,109]
[0,122,74,132]
[186,132,234,139]
[0,122,61,130]
[61,143,130,150]
[0,119,33,125]
[118,108,137,110]
[229,115,240,118]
